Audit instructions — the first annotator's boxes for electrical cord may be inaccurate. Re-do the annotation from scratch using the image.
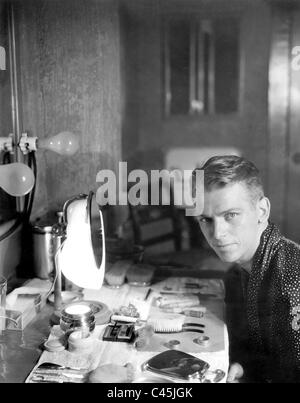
[2,151,11,165]
[23,151,37,221]
[0,151,20,242]
[0,213,22,243]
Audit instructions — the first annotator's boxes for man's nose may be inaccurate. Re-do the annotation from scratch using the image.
[212,220,227,240]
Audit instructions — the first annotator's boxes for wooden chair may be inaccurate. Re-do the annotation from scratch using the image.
[128,179,183,255]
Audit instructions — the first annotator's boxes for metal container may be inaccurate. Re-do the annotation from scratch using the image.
[31,217,55,279]
[60,303,95,336]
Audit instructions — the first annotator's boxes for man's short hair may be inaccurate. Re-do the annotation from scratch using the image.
[192,155,264,203]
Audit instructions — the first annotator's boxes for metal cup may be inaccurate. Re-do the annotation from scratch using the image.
[0,275,7,334]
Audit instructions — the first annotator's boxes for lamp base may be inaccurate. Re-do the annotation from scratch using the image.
[50,309,62,326]
[48,290,83,305]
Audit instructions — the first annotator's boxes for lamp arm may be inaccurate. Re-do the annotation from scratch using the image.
[62,193,88,225]
[53,240,64,311]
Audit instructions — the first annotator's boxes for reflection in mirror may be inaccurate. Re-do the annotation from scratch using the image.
[164,16,240,116]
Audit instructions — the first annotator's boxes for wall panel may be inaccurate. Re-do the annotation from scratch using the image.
[16,0,122,218]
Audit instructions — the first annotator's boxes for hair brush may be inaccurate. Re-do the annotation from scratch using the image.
[148,314,205,334]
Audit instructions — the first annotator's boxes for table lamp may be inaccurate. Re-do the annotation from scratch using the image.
[58,191,106,289]
[19,131,79,156]
[0,162,35,196]
[52,192,106,321]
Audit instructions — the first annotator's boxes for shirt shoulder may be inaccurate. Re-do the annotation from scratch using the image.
[273,236,300,294]
[275,236,300,265]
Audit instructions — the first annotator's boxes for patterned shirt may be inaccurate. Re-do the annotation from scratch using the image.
[225,222,300,383]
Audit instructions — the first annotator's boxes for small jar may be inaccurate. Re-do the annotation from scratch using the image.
[60,303,95,337]
[126,264,155,286]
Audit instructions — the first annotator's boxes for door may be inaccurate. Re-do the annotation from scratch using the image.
[268,4,300,242]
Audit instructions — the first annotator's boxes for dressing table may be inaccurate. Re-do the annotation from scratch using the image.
[0,265,229,383]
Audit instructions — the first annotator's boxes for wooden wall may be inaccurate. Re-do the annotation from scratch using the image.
[0,2,11,139]
[14,0,122,220]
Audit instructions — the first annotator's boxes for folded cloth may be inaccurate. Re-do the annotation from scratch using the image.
[152,277,225,298]
[88,363,135,383]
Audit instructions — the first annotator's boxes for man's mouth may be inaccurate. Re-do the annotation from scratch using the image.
[213,243,235,249]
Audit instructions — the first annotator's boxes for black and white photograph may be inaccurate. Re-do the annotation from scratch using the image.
[0,0,300,387]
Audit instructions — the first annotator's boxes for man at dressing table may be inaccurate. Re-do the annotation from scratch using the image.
[193,155,300,383]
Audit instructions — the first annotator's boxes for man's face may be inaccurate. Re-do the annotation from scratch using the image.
[198,182,263,266]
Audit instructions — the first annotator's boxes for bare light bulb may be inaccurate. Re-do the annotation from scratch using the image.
[38,131,79,156]
[0,162,35,196]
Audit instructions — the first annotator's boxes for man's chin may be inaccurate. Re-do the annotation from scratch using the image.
[215,250,239,263]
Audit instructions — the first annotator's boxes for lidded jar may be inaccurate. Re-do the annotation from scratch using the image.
[60,302,95,337]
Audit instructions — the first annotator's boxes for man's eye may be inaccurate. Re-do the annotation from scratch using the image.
[225,212,238,220]
[199,217,210,224]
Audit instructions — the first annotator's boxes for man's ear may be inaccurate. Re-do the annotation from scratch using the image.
[257,197,270,224]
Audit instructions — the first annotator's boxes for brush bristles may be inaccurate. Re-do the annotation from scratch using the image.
[148,314,185,333]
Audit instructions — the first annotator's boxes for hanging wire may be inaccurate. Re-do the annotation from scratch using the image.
[0,151,37,246]
[0,150,20,243]
[0,216,22,243]
[23,151,37,221]
[2,151,11,164]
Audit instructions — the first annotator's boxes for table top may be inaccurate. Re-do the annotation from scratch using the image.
[0,274,228,383]
[0,304,53,383]
[27,277,228,383]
